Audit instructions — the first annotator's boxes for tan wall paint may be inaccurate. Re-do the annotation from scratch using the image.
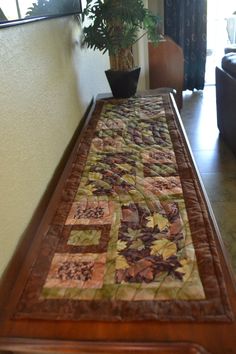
[0,16,110,276]
[149,0,164,19]
[134,0,164,90]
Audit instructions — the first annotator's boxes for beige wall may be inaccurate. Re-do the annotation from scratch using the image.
[0,16,110,276]
[149,0,164,18]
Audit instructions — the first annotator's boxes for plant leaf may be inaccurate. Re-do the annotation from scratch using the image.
[129,239,145,251]
[116,255,129,270]
[125,228,142,241]
[146,213,169,230]
[176,259,194,281]
[150,239,177,259]
[117,240,127,252]
[89,172,102,180]
[116,163,132,172]
[122,174,135,185]
[80,184,97,195]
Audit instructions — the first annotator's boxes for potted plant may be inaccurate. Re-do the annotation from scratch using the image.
[81,0,162,98]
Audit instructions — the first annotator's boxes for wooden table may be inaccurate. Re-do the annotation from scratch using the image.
[0,94,235,354]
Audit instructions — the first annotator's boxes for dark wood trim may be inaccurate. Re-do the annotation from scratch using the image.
[169,94,236,290]
[0,338,210,354]
[0,98,94,314]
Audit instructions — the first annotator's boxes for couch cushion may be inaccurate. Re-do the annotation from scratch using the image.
[224,45,236,54]
[222,53,236,79]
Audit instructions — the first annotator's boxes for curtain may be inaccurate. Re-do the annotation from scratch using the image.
[164,0,207,90]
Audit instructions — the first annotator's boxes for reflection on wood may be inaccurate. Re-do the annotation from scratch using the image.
[148,36,184,109]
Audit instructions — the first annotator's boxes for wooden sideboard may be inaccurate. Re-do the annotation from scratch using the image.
[0,94,235,354]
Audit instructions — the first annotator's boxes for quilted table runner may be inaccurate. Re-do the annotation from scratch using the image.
[14,94,233,322]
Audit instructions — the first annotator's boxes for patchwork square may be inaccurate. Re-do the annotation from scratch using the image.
[115,200,188,285]
[96,116,126,131]
[142,148,177,164]
[143,163,178,177]
[91,136,125,153]
[65,200,115,225]
[68,229,101,246]
[43,253,106,290]
[139,176,183,197]
[78,152,137,196]
[57,224,111,253]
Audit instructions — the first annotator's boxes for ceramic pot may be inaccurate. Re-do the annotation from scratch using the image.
[105,67,141,98]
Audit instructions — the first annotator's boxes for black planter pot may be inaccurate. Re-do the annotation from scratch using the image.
[105,67,141,98]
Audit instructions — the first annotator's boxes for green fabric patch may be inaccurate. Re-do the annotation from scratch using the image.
[67,229,101,246]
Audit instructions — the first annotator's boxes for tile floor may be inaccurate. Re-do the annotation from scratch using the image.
[181,86,236,278]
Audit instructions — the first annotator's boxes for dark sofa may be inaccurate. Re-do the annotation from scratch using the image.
[215,53,236,155]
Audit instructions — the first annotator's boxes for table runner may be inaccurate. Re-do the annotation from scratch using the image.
[14,94,233,322]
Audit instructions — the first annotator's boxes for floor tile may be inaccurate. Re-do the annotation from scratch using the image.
[192,148,236,174]
[187,131,219,151]
[211,201,236,271]
[201,173,236,202]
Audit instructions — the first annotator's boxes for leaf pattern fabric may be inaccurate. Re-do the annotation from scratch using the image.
[14,95,233,322]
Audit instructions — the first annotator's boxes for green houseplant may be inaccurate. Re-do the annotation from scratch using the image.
[81,0,162,98]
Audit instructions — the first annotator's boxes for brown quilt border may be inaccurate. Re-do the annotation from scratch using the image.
[13,94,234,322]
